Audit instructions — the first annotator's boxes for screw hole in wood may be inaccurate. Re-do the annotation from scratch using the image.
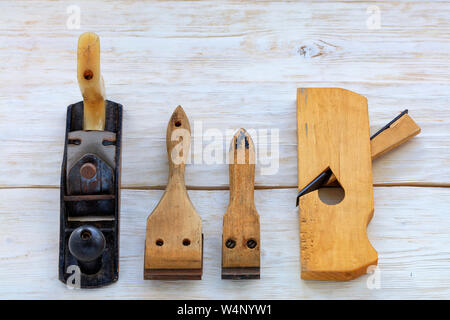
[83,70,93,80]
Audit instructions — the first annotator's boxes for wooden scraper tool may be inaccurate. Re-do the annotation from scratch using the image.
[144,106,203,280]
[222,129,260,279]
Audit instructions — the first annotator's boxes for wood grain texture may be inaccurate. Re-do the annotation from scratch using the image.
[325,112,421,186]
[222,129,260,278]
[144,106,203,279]
[0,1,449,188]
[0,187,449,299]
[297,88,377,280]
[370,113,421,161]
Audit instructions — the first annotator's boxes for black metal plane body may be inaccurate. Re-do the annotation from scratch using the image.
[59,101,122,288]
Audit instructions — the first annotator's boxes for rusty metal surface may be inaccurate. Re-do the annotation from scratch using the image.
[67,153,114,195]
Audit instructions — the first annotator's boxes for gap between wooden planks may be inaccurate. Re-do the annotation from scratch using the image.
[1,1,449,188]
[1,183,450,190]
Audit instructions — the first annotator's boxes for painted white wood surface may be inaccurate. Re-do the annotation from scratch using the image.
[0,188,449,299]
[0,1,448,299]
[0,1,449,188]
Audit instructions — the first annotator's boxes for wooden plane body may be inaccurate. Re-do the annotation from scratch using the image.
[297,88,378,281]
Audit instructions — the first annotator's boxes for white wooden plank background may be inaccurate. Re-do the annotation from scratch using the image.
[0,1,448,299]
[1,188,449,299]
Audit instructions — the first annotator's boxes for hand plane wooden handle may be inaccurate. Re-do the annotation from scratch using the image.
[77,32,106,131]
[59,32,123,288]
[222,129,260,279]
[144,106,203,280]
[297,88,377,281]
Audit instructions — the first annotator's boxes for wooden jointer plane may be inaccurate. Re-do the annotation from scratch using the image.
[59,33,123,288]
[296,88,421,281]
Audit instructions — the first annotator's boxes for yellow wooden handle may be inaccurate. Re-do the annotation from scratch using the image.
[77,32,105,131]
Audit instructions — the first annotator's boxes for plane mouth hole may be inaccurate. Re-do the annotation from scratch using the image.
[318,179,345,205]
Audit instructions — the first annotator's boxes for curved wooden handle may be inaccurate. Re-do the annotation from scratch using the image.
[77,32,105,131]
[229,128,255,207]
[166,106,191,182]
